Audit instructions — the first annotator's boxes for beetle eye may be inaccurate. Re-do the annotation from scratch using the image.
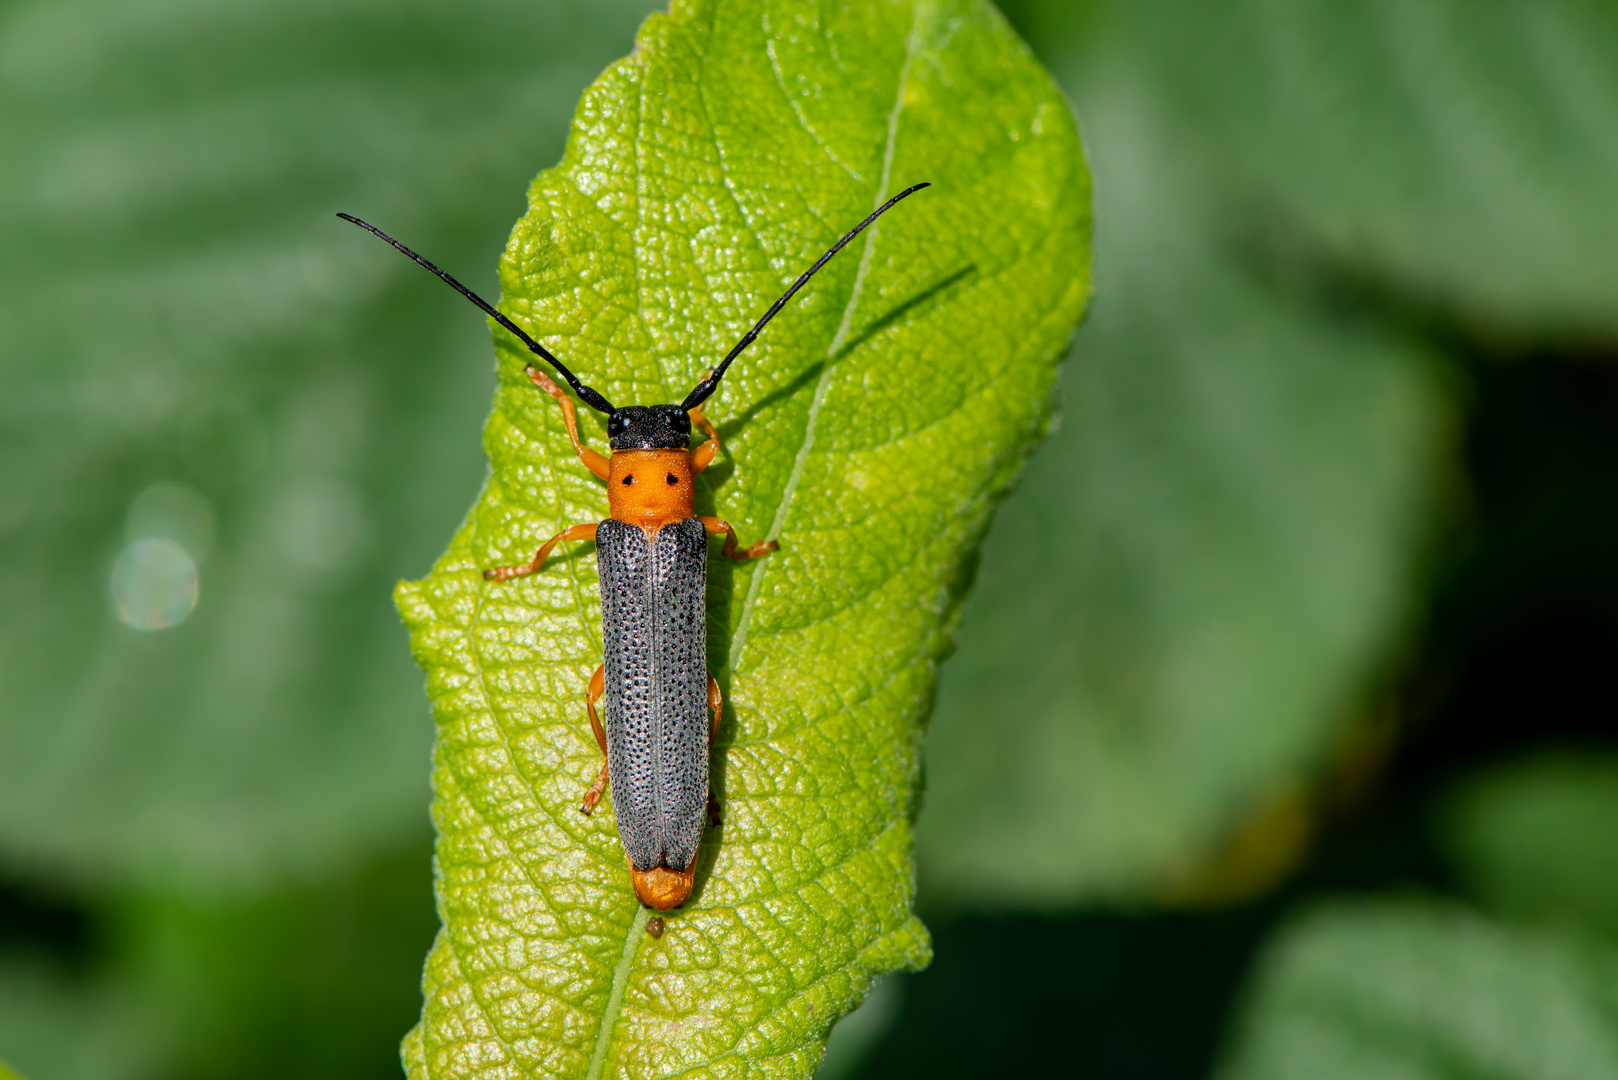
[666,473,678,486]
[622,475,634,486]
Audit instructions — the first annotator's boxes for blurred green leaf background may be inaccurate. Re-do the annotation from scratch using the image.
[2,0,1615,1077]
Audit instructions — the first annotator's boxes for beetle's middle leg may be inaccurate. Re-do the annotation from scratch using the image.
[700,517,778,561]
[580,663,609,815]
[484,521,599,582]
[706,671,723,825]
[706,671,723,746]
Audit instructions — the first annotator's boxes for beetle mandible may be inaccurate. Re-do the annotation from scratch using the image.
[339,182,928,911]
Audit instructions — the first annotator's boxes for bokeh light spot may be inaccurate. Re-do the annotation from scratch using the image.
[110,538,199,631]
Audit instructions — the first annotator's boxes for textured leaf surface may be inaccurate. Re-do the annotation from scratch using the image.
[916,40,1446,905]
[1219,901,1618,1080]
[393,1,1090,1076]
[0,0,660,891]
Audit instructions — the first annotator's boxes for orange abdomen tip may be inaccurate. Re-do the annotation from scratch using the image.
[631,865,696,910]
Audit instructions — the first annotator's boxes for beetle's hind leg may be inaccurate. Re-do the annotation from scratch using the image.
[700,516,778,561]
[580,663,609,815]
[484,521,599,582]
[706,671,723,826]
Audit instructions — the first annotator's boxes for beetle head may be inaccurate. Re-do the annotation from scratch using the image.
[607,404,692,451]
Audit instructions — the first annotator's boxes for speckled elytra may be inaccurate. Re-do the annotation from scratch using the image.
[339,183,927,915]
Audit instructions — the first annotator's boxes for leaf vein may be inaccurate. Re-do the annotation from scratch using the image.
[729,2,923,674]
[761,8,866,184]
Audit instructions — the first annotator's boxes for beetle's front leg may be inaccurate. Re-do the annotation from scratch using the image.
[690,401,722,473]
[700,517,777,561]
[526,366,610,480]
[483,521,599,582]
[581,663,609,815]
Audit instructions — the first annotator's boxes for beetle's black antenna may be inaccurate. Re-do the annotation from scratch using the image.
[681,182,931,411]
[336,213,615,415]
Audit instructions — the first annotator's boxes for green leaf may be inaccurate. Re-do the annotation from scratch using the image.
[0,0,660,889]
[1134,0,1618,340]
[113,846,439,1080]
[393,0,1090,1075]
[0,956,161,1080]
[1219,900,1618,1080]
[0,846,437,1080]
[814,978,902,1080]
[1437,753,1618,939]
[916,43,1448,905]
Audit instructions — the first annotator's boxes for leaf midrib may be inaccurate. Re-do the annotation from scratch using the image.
[729,2,922,676]
[580,3,924,1072]
[586,905,652,1080]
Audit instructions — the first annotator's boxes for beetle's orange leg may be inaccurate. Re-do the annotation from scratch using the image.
[701,517,777,561]
[581,664,609,815]
[484,521,599,582]
[706,670,723,825]
[690,402,721,473]
[706,671,723,746]
[527,366,610,481]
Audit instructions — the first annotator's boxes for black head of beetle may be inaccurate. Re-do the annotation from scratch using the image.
[607,405,692,451]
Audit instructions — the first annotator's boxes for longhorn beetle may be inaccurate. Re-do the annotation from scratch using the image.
[339,182,929,911]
